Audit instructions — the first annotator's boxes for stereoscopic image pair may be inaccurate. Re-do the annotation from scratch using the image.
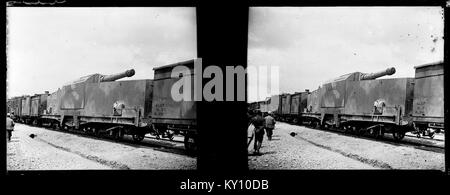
[6,7,444,171]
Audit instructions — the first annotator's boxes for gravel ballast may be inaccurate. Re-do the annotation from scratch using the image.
[248,122,444,171]
[7,123,196,170]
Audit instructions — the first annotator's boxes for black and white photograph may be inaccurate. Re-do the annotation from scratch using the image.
[3,2,448,192]
[247,7,445,170]
[6,7,198,170]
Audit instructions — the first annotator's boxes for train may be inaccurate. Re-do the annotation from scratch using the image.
[7,59,200,152]
[250,61,444,140]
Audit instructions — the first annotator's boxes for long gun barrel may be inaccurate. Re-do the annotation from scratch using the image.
[360,67,396,80]
[100,69,135,82]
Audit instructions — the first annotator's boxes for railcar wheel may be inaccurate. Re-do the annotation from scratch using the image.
[377,128,385,139]
[315,122,321,129]
[416,133,422,138]
[109,129,116,139]
[32,119,38,126]
[306,121,314,128]
[369,128,376,138]
[351,126,357,134]
[132,133,145,142]
[168,132,175,141]
[53,122,60,130]
[92,128,100,137]
[114,129,124,141]
[184,132,197,154]
[393,131,405,141]
[344,126,353,134]
[357,128,365,136]
[57,124,64,131]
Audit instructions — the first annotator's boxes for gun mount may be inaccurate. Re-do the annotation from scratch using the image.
[99,69,135,82]
[360,67,396,80]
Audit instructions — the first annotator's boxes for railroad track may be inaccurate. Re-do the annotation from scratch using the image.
[144,135,185,144]
[19,123,193,157]
[404,134,445,142]
[285,122,445,153]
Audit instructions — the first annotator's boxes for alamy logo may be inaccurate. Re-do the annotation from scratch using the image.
[170,59,280,110]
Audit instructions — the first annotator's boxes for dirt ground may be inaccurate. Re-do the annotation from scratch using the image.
[248,122,444,171]
[7,123,196,170]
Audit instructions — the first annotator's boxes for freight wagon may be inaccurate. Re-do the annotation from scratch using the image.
[411,62,444,138]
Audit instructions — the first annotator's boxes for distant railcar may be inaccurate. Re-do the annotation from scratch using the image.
[7,96,23,121]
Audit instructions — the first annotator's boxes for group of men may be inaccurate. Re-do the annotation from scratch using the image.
[248,110,275,155]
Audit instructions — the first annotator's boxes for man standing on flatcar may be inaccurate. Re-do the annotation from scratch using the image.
[249,110,265,155]
[6,113,15,142]
[265,112,276,141]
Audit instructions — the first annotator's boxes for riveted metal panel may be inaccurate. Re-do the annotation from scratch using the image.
[290,93,300,115]
[21,96,31,116]
[270,95,282,114]
[46,90,62,115]
[344,78,413,117]
[151,59,197,125]
[30,94,48,116]
[60,83,85,109]
[31,96,39,116]
[412,63,444,122]
[14,97,22,116]
[281,94,291,115]
[8,97,22,116]
[84,80,150,118]
[320,80,346,108]
[307,88,321,113]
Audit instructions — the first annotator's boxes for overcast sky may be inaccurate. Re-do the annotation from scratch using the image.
[7,7,196,98]
[248,7,444,102]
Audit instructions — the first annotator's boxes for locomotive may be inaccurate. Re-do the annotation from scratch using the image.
[7,59,200,152]
[253,61,444,140]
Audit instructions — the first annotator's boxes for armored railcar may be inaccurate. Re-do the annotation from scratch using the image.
[40,68,155,141]
[302,67,415,140]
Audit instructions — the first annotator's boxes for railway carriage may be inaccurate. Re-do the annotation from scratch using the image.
[411,62,444,138]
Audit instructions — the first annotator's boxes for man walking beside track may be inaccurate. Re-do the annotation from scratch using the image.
[264,113,275,141]
[6,113,15,141]
[248,110,265,155]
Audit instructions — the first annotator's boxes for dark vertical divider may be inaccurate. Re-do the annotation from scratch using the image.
[196,2,249,173]
[444,6,448,174]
